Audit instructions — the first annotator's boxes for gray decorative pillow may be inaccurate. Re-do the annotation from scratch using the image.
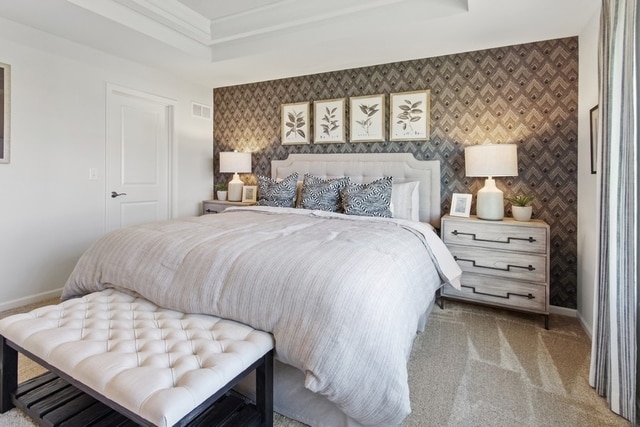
[256,173,299,207]
[341,177,393,217]
[301,174,350,212]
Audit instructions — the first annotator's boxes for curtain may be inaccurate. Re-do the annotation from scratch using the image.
[589,0,638,424]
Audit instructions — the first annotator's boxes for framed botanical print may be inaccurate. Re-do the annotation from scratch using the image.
[349,94,385,142]
[281,102,310,145]
[390,90,430,141]
[314,98,346,143]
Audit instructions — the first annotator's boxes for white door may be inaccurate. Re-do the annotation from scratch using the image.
[107,86,173,231]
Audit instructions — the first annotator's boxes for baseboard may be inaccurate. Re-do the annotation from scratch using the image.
[549,305,577,317]
[576,311,593,339]
[0,288,63,312]
[550,305,594,339]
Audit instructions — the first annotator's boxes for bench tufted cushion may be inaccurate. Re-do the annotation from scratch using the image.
[0,289,274,427]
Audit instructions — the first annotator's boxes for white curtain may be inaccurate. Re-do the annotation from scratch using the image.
[589,0,639,424]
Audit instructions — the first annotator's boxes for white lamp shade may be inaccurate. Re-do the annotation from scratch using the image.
[465,144,518,177]
[219,151,252,174]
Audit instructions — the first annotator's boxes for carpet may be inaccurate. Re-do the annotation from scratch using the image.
[0,299,629,426]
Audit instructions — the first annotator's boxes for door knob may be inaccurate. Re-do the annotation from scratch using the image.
[111,191,127,198]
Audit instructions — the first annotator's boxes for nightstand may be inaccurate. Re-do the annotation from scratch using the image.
[202,199,256,215]
[440,214,550,329]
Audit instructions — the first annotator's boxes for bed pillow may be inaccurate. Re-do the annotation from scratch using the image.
[256,173,299,207]
[340,177,393,217]
[301,174,350,212]
[275,178,304,207]
[391,181,420,221]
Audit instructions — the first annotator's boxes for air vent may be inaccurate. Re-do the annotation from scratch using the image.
[192,102,212,120]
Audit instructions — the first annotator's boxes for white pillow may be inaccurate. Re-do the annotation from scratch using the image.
[391,181,420,221]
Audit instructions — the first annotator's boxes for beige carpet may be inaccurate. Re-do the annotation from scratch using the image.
[0,298,630,426]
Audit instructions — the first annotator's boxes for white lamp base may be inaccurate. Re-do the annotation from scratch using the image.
[476,177,504,220]
[227,173,244,202]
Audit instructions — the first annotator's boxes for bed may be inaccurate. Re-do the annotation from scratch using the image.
[60,153,461,427]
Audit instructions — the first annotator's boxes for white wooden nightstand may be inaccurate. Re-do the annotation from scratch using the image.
[440,214,550,329]
[202,200,256,215]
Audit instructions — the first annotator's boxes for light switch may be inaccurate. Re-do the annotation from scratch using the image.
[89,168,98,181]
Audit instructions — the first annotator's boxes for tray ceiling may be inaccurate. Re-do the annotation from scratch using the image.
[0,0,599,87]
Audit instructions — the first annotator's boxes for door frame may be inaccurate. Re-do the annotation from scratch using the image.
[105,83,177,232]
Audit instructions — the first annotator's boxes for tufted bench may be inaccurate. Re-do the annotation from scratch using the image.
[0,289,274,426]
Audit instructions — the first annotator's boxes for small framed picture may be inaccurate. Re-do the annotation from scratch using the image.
[350,94,385,142]
[242,185,258,203]
[314,98,346,143]
[390,90,430,141]
[589,105,598,174]
[281,102,310,145]
[450,193,472,217]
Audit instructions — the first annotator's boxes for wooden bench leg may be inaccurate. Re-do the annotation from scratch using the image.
[0,335,18,413]
[255,350,273,427]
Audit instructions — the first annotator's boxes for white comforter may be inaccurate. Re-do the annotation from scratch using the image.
[62,207,461,426]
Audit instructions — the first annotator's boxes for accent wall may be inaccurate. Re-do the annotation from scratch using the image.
[213,37,579,309]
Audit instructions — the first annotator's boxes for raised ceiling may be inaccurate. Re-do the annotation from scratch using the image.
[0,0,599,88]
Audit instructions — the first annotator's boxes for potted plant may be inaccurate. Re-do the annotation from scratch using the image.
[506,195,535,221]
[215,183,228,201]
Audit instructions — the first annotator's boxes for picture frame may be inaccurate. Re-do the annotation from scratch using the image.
[242,185,257,203]
[450,193,472,217]
[314,98,346,143]
[390,90,430,141]
[1,62,11,164]
[590,105,598,174]
[349,94,385,142]
[281,102,310,145]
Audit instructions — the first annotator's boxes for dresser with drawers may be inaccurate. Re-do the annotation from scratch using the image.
[440,214,550,329]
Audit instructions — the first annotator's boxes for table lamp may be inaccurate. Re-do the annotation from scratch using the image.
[464,144,518,220]
[219,151,252,202]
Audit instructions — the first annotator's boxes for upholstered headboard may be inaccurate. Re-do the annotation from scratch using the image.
[271,153,441,228]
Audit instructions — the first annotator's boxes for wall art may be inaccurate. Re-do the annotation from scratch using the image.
[589,105,598,174]
[281,102,310,145]
[0,62,10,164]
[390,90,430,141]
[350,94,385,142]
[314,98,345,143]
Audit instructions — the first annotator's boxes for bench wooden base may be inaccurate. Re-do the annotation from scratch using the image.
[1,336,274,427]
[13,372,264,426]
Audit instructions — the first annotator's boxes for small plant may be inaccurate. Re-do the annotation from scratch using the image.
[506,195,535,207]
[215,183,226,191]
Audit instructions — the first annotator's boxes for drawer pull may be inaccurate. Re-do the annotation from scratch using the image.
[451,230,536,244]
[461,284,535,300]
[454,256,535,272]
[204,209,219,213]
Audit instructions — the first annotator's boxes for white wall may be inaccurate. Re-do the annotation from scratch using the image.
[0,17,213,310]
[576,7,601,336]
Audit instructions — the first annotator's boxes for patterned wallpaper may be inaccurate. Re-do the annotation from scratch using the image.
[213,37,579,309]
